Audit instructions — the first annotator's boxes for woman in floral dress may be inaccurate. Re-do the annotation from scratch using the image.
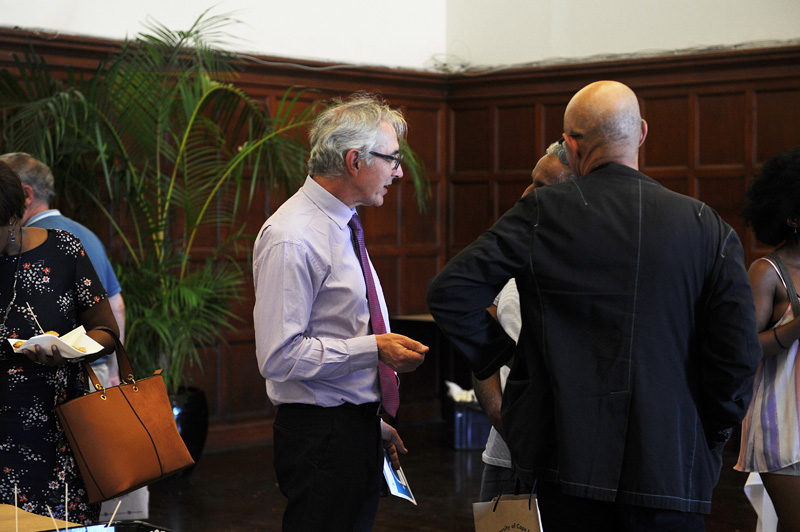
[0,162,118,524]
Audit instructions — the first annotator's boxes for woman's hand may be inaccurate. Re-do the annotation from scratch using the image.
[21,343,68,366]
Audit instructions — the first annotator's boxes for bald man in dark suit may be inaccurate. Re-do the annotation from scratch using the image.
[428,81,761,532]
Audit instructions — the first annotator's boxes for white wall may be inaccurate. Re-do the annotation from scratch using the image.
[1,0,447,70]
[445,0,800,71]
[2,0,800,71]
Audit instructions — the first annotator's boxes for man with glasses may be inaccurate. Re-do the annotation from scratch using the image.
[428,80,761,531]
[253,93,428,531]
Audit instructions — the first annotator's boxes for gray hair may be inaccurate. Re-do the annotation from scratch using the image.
[0,152,55,206]
[308,93,407,177]
[545,140,569,167]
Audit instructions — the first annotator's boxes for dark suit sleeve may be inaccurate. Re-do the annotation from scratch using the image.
[697,222,762,448]
[427,199,534,380]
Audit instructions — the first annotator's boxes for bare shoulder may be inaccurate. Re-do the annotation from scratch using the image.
[748,256,778,280]
[748,257,782,296]
[748,256,788,325]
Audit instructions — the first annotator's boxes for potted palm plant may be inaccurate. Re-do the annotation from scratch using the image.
[0,11,317,461]
[0,10,430,461]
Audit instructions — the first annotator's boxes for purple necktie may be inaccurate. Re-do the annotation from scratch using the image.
[348,213,400,418]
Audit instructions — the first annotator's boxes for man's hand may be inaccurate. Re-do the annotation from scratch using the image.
[376,333,428,373]
[381,420,408,470]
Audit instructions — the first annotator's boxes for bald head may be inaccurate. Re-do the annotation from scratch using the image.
[563,81,647,175]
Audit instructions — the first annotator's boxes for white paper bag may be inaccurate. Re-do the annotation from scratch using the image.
[473,493,543,532]
[99,486,149,522]
[743,472,777,532]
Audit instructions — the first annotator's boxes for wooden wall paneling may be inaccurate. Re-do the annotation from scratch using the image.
[496,103,537,172]
[404,105,444,174]
[694,90,751,245]
[449,105,494,255]
[5,27,800,449]
[399,254,440,315]
[697,92,748,166]
[399,103,444,247]
[224,340,274,417]
[754,87,800,164]
[448,179,493,253]
[639,94,693,196]
[184,346,219,421]
[398,181,441,315]
[640,95,691,168]
[400,176,440,248]
[371,254,400,315]
[696,174,749,237]
[451,106,492,173]
[495,101,537,218]
[0,31,117,75]
[741,88,758,261]
[543,102,568,147]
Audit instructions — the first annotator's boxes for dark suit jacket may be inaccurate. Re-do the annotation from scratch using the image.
[427,162,761,513]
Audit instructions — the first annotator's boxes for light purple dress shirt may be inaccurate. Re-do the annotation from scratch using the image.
[252,176,389,407]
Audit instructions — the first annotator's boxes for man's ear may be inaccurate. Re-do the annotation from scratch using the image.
[639,119,648,147]
[563,134,580,158]
[345,149,361,174]
[22,184,35,207]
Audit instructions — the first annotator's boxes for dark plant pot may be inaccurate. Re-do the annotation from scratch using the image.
[170,386,209,471]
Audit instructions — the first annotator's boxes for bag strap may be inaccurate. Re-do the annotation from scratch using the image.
[766,252,800,318]
[81,326,137,392]
[491,478,536,512]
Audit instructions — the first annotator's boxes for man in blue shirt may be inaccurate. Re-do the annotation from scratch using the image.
[0,153,126,387]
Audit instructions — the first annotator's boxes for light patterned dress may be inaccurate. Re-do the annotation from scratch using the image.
[736,256,800,473]
[0,229,107,523]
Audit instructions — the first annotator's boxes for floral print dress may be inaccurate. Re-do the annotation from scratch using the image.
[0,229,107,524]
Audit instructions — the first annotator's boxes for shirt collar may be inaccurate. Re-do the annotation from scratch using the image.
[301,176,356,229]
[25,209,62,227]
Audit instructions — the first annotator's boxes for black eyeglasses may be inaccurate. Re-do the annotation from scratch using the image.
[369,151,403,170]
[559,133,584,144]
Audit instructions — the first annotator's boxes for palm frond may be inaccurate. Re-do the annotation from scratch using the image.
[0,11,429,394]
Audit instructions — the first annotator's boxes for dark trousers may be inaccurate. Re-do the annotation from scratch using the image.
[478,464,518,502]
[536,481,706,532]
[274,402,382,532]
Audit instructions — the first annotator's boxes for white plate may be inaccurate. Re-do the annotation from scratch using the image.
[7,325,103,359]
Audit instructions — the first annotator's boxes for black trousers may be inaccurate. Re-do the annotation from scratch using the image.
[274,402,382,532]
[536,481,706,532]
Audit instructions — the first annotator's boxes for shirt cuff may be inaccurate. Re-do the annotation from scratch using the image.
[347,334,380,372]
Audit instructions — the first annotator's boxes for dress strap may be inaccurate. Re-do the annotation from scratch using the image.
[758,256,786,290]
[764,252,800,319]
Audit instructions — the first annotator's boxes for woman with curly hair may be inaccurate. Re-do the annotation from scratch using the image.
[736,147,800,531]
